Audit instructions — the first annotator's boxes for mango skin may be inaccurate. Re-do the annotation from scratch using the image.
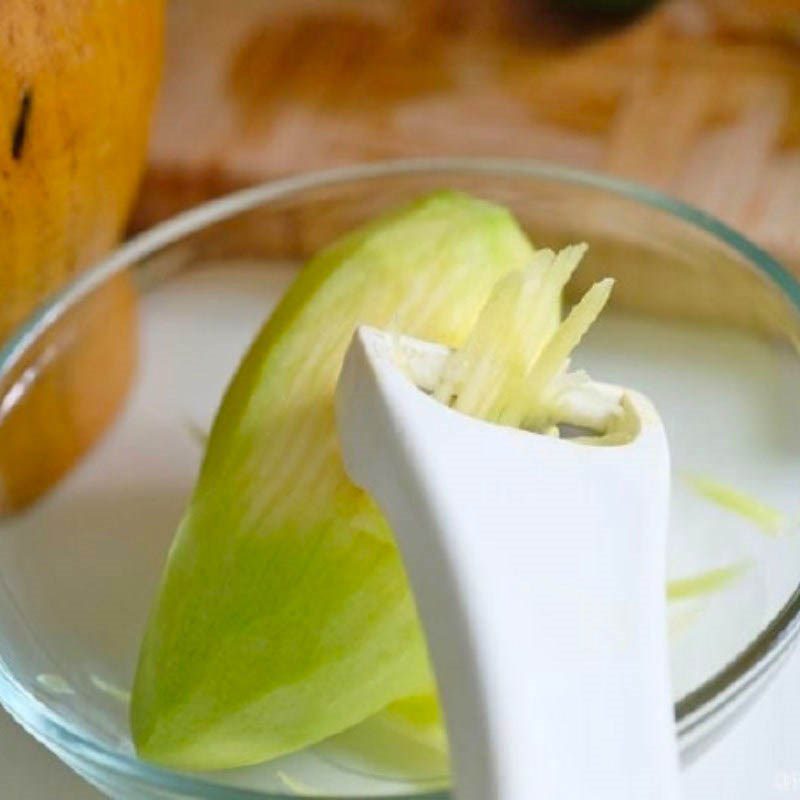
[0,0,164,511]
[132,191,541,770]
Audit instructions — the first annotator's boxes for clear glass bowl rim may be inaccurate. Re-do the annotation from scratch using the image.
[1,157,800,799]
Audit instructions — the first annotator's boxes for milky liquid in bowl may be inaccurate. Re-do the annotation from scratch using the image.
[2,257,798,798]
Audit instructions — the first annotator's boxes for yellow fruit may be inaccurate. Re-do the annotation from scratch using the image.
[0,0,164,511]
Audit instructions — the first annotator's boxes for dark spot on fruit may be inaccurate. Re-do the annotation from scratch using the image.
[11,89,32,160]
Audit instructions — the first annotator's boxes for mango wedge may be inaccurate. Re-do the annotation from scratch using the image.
[132,191,552,769]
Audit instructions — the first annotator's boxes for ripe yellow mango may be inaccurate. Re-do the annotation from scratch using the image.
[0,0,164,510]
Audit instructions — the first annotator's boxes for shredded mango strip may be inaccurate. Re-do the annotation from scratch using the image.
[684,474,786,536]
[666,562,750,601]
[434,243,614,435]
[509,277,614,430]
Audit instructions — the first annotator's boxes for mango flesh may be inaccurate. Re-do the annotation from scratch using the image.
[132,191,550,769]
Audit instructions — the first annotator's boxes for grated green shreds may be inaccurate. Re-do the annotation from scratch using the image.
[433,243,615,434]
[513,278,614,431]
[90,674,132,704]
[684,474,786,536]
[36,673,75,695]
[276,771,323,796]
[666,562,750,601]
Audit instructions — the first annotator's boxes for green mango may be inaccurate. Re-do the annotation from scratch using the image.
[131,191,549,770]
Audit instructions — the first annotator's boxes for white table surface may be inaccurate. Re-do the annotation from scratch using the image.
[2,645,799,800]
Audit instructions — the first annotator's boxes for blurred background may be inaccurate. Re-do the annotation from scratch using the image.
[136,0,800,269]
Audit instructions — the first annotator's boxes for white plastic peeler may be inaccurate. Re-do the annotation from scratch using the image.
[335,325,681,800]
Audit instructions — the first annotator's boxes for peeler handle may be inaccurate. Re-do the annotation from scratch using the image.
[336,328,682,800]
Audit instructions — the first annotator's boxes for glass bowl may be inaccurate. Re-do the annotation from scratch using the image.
[1,159,800,799]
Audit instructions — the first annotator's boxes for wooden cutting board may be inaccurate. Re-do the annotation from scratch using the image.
[135,0,800,267]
